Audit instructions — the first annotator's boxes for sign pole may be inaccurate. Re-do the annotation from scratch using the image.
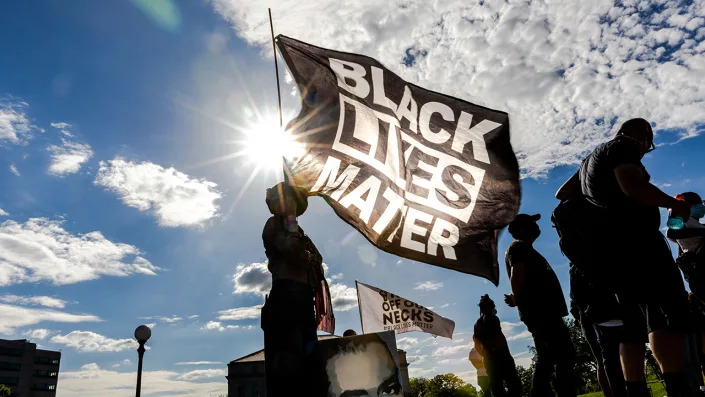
[355,280,365,334]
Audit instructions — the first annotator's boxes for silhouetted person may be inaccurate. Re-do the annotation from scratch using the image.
[470,335,493,397]
[556,118,692,397]
[474,294,521,397]
[504,214,576,397]
[667,192,705,301]
[261,182,332,397]
[570,264,625,397]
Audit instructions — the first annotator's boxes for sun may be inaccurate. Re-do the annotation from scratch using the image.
[237,118,305,172]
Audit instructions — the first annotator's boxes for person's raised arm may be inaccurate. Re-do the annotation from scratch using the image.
[556,172,580,201]
[614,164,690,217]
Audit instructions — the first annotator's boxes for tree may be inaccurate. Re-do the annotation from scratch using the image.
[0,384,11,397]
[408,373,479,397]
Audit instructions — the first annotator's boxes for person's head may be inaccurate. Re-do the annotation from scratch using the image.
[616,118,654,158]
[507,214,541,242]
[677,192,705,219]
[478,294,496,316]
[342,329,358,337]
[265,182,309,217]
[319,334,402,397]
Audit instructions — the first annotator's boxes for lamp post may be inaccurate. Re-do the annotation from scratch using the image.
[134,325,151,397]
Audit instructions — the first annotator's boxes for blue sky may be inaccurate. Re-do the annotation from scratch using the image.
[1,0,705,396]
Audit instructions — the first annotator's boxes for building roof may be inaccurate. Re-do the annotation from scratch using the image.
[229,334,341,364]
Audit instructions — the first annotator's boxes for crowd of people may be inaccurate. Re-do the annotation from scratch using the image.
[471,118,705,397]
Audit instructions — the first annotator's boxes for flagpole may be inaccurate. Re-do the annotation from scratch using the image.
[355,280,365,334]
[268,8,283,128]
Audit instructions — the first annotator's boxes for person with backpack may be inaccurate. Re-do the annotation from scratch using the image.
[555,118,693,396]
[261,182,334,397]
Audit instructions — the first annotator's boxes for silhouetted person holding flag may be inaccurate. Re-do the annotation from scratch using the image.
[261,182,333,397]
[556,118,693,396]
[504,214,576,397]
[474,294,521,397]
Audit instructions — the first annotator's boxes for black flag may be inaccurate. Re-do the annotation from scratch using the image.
[276,35,520,285]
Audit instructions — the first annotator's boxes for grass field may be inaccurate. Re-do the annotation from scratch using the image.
[577,381,666,397]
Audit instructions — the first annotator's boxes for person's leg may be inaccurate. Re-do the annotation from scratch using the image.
[552,319,577,397]
[618,304,649,397]
[595,324,627,397]
[648,304,692,397]
[525,320,554,397]
[262,281,316,397]
[584,320,612,397]
[486,354,507,397]
[478,375,492,397]
[499,352,522,397]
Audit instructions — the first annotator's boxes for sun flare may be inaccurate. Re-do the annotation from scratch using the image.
[238,119,305,172]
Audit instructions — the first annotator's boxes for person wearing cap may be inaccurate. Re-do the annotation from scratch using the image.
[474,294,521,397]
[555,118,693,397]
[261,182,333,397]
[504,213,576,397]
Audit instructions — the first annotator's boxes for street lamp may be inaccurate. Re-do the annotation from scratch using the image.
[134,325,151,397]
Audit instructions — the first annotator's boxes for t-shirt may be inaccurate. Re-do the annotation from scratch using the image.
[505,240,568,321]
[468,348,487,377]
[677,217,705,253]
[578,136,660,229]
[473,314,510,355]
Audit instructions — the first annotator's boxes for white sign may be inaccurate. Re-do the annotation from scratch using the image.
[356,281,455,339]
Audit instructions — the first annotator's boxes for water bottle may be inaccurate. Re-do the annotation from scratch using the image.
[667,215,685,230]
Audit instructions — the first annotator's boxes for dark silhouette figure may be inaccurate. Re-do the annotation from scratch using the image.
[474,294,521,397]
[504,214,576,397]
[556,118,692,397]
[261,182,332,397]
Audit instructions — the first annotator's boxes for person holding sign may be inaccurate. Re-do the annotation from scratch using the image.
[474,294,521,397]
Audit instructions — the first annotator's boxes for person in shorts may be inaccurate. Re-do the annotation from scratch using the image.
[555,118,693,396]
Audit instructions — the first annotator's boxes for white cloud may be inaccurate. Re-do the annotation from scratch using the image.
[58,365,226,397]
[0,294,67,308]
[202,321,225,332]
[397,337,419,350]
[50,330,137,353]
[217,305,262,321]
[0,303,100,334]
[329,282,358,311]
[201,320,254,332]
[50,122,70,129]
[24,328,54,340]
[140,315,184,324]
[47,139,93,175]
[232,262,271,295]
[177,368,227,381]
[175,361,221,366]
[188,315,199,319]
[80,362,100,371]
[414,281,444,291]
[506,329,533,342]
[0,99,37,144]
[94,158,222,227]
[112,359,132,368]
[0,208,7,217]
[0,217,159,286]
[433,344,467,357]
[9,164,20,176]
[213,0,705,178]
[232,261,357,310]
